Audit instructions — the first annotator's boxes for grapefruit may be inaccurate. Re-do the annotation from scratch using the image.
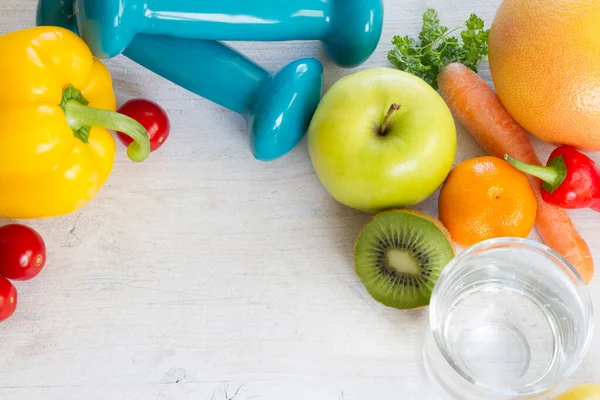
[488,0,600,151]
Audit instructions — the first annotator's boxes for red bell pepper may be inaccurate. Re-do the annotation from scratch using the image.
[505,146,600,212]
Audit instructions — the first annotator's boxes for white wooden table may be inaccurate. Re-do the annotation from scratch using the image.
[1,1,598,399]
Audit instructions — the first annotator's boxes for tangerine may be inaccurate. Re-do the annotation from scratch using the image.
[438,156,537,247]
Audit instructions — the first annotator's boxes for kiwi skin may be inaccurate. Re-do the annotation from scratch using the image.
[353,209,456,310]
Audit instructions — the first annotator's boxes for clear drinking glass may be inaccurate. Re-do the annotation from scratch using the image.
[423,238,594,400]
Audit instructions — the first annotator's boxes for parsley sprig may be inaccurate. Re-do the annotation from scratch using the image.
[387,9,490,90]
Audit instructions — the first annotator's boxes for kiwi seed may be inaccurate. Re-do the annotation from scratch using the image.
[353,209,455,310]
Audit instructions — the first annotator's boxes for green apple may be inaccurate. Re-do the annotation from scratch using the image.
[307,67,457,213]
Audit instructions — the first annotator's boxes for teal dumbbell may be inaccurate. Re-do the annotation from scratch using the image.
[73,0,384,67]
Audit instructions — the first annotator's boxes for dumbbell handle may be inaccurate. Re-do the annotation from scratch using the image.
[139,0,329,41]
[126,35,269,116]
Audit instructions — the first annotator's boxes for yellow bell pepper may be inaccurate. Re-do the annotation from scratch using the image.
[0,26,150,219]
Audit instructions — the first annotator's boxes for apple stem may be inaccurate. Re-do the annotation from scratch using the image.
[380,103,401,136]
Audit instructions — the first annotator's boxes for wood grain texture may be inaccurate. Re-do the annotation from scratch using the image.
[0,1,598,399]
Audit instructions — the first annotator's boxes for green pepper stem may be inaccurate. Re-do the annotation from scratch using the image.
[64,100,151,162]
[504,154,566,193]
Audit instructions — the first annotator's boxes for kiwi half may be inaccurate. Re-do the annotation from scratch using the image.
[353,209,456,310]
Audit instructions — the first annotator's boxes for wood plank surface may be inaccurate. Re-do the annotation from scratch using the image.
[0,1,598,399]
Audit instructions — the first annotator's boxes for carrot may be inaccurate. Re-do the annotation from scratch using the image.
[437,62,594,284]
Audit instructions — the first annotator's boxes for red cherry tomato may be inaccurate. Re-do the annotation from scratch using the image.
[0,276,17,322]
[0,224,46,281]
[116,98,170,152]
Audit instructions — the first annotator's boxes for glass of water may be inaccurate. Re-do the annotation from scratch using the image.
[423,237,594,400]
